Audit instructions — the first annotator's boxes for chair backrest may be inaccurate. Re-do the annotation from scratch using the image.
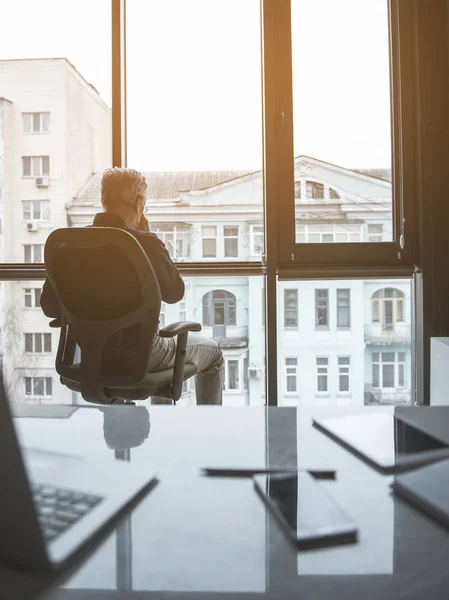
[44,227,161,403]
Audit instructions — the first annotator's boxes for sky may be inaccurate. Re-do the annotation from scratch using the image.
[0,0,391,172]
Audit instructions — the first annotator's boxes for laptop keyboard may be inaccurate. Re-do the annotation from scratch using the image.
[31,483,103,542]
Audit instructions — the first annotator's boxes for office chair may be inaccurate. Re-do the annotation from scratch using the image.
[44,227,201,405]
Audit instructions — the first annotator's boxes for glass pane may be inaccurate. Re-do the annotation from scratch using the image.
[22,157,31,177]
[0,0,112,262]
[34,334,42,353]
[32,113,40,132]
[278,278,413,406]
[42,112,50,132]
[292,0,392,244]
[22,113,31,133]
[126,0,262,263]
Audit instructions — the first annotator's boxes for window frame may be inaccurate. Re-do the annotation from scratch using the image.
[285,356,298,394]
[283,288,298,328]
[22,156,50,178]
[315,289,329,329]
[337,356,351,394]
[22,112,50,134]
[336,288,351,329]
[0,0,420,408]
[24,376,52,398]
[22,199,50,222]
[201,226,218,258]
[316,356,329,394]
[274,0,418,274]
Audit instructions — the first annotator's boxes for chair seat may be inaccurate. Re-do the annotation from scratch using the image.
[61,363,197,403]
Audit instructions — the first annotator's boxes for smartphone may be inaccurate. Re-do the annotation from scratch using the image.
[253,471,358,549]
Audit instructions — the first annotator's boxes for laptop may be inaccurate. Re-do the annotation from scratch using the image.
[0,375,157,571]
[312,412,449,474]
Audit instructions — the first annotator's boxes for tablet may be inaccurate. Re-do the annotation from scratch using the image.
[312,412,449,474]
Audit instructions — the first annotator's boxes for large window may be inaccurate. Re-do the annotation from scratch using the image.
[0,0,419,409]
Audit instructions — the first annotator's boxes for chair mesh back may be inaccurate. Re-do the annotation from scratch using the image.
[51,242,144,320]
[51,242,148,376]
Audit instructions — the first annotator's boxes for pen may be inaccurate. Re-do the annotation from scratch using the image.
[201,467,336,480]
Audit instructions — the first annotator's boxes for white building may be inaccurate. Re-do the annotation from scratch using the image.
[0,58,111,404]
[69,159,412,407]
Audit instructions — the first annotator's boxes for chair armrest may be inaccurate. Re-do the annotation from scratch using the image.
[49,319,61,328]
[158,321,202,338]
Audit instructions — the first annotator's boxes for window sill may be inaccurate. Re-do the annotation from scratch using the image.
[315,327,330,331]
[284,326,299,331]
[336,327,351,332]
[315,393,330,398]
[337,393,352,397]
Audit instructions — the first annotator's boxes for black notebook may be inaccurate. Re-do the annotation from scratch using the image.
[392,458,449,529]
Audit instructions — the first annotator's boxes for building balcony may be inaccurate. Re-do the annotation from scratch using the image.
[202,325,249,348]
[364,323,411,345]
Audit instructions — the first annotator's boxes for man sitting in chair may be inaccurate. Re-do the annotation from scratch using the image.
[41,167,223,405]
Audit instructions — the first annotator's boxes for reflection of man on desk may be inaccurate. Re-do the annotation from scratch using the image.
[41,167,224,405]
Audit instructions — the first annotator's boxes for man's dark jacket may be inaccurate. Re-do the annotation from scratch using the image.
[40,212,185,319]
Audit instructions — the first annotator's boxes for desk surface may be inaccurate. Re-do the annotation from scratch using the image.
[3,405,449,600]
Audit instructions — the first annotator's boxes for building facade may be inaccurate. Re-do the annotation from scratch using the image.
[0,58,111,404]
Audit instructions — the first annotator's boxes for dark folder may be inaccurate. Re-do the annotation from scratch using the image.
[392,457,449,529]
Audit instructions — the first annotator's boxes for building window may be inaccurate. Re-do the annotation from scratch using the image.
[285,357,298,393]
[22,112,50,134]
[306,181,324,200]
[24,288,42,308]
[224,226,239,258]
[337,289,351,328]
[368,224,383,242]
[372,352,406,389]
[25,377,52,398]
[315,289,329,328]
[202,290,236,329]
[154,224,190,259]
[316,357,329,393]
[338,357,350,393]
[25,333,52,353]
[22,156,50,177]
[284,289,298,327]
[224,359,240,391]
[250,225,264,256]
[296,223,362,243]
[22,200,50,222]
[179,300,186,321]
[371,288,405,330]
[202,226,217,258]
[24,244,44,263]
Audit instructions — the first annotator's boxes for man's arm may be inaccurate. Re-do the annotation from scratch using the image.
[139,233,185,304]
[40,279,61,318]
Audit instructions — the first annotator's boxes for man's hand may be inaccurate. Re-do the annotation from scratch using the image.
[137,214,150,232]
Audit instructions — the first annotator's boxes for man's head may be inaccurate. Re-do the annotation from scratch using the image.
[101,167,147,228]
